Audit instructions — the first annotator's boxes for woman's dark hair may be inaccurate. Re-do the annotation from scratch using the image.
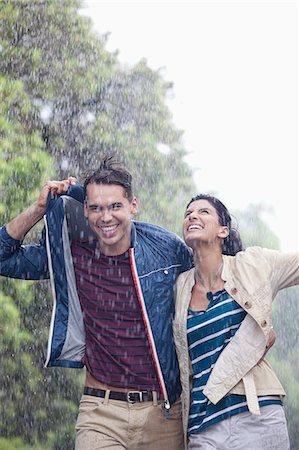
[186,194,243,255]
[83,154,133,201]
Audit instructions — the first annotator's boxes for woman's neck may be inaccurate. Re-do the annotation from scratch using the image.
[193,245,223,280]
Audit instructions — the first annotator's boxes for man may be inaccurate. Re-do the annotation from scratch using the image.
[0,155,193,449]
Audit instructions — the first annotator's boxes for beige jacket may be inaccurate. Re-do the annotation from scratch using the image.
[173,247,299,443]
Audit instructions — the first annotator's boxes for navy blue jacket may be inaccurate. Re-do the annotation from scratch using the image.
[0,185,193,406]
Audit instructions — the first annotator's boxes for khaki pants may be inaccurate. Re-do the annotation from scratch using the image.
[75,394,184,450]
[188,405,290,450]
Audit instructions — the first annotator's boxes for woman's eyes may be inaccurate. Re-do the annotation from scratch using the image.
[185,209,209,216]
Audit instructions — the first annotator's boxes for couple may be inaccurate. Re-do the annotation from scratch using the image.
[0,155,297,450]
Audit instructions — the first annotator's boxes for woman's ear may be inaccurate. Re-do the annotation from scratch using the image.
[218,226,229,239]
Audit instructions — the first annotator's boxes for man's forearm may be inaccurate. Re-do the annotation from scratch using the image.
[5,178,77,241]
[6,201,45,240]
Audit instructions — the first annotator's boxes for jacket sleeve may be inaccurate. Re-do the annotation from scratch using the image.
[0,225,49,280]
[66,184,85,203]
[178,239,193,273]
[262,248,299,295]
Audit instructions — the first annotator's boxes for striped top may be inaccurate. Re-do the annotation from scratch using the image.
[71,239,160,391]
[187,290,282,435]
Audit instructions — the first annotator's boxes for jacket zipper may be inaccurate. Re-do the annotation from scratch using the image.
[129,248,171,412]
[43,215,58,367]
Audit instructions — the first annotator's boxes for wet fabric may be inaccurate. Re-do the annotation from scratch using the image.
[71,239,160,391]
[187,290,281,435]
[0,186,194,405]
[188,404,290,450]
[75,395,184,450]
[174,250,299,442]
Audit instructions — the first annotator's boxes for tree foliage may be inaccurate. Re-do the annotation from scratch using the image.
[1,0,195,233]
[236,205,299,450]
[0,0,298,448]
[1,0,195,447]
[0,69,81,449]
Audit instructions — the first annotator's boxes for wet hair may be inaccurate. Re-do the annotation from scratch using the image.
[84,155,133,201]
[186,194,243,256]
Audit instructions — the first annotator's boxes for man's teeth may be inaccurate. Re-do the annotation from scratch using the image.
[101,225,118,232]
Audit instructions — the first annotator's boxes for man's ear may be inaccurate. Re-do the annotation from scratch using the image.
[83,200,88,218]
[130,197,138,215]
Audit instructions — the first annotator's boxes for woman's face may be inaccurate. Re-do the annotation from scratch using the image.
[182,199,228,249]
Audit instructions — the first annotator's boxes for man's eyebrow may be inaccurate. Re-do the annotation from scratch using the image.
[87,201,123,208]
[87,202,101,207]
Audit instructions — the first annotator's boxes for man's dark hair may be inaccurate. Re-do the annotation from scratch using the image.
[84,155,133,200]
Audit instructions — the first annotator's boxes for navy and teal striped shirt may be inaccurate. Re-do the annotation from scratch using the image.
[187,289,282,435]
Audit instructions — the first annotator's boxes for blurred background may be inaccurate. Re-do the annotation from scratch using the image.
[0,1,298,449]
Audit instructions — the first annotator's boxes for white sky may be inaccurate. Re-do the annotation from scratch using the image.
[81,0,298,251]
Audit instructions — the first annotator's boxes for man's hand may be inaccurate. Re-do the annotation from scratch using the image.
[6,177,77,241]
[36,177,77,210]
[265,326,276,352]
[259,327,276,363]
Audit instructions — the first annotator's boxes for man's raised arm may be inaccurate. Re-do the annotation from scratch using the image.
[6,178,76,240]
[0,178,77,280]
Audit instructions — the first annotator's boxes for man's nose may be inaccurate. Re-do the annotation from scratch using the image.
[101,208,112,222]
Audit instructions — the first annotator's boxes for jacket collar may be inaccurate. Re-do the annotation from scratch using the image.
[221,254,229,282]
[130,221,137,248]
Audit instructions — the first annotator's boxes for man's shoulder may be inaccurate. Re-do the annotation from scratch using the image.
[133,221,193,270]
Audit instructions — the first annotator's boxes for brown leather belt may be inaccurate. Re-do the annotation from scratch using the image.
[83,386,162,404]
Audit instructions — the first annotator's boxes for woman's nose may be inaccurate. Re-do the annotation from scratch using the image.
[188,211,197,220]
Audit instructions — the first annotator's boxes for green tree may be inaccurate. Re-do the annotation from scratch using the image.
[0,76,82,448]
[270,287,299,450]
[235,203,280,250]
[236,204,299,449]
[1,0,195,235]
[1,0,195,447]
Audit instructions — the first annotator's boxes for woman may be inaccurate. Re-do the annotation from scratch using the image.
[173,194,298,450]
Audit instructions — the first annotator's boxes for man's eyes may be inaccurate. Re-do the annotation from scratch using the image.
[111,203,122,210]
[89,205,100,212]
[89,204,122,212]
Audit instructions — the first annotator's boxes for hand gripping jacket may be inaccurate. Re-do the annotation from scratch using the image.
[0,185,193,408]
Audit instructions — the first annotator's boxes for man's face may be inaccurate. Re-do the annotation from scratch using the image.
[84,183,138,256]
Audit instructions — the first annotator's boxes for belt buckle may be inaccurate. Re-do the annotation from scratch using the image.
[126,391,143,403]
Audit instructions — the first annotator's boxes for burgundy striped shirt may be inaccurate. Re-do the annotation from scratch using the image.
[71,239,160,391]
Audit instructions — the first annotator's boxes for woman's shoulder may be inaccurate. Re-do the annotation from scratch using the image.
[176,267,195,289]
[225,246,298,271]
[229,246,279,260]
